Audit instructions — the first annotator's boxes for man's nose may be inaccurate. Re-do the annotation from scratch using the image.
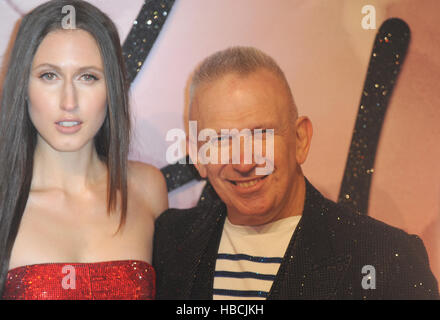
[61,80,78,111]
[231,140,256,173]
[231,161,257,173]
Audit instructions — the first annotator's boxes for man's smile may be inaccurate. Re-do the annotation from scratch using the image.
[227,174,270,193]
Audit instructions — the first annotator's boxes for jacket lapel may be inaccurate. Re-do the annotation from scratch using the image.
[176,194,226,299]
[269,179,352,299]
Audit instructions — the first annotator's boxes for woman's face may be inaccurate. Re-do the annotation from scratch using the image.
[28,29,107,152]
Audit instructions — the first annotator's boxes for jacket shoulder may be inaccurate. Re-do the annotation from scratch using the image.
[321,198,438,298]
[322,197,415,243]
[155,207,204,240]
[322,198,432,265]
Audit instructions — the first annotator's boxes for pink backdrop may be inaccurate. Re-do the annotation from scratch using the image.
[1,0,438,282]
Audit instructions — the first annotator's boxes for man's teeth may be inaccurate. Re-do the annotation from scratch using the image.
[58,121,80,127]
[236,178,261,188]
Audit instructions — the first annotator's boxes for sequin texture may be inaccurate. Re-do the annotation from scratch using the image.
[3,260,155,300]
[122,0,175,83]
[338,18,410,215]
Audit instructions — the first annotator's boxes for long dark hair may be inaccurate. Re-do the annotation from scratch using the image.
[0,0,131,294]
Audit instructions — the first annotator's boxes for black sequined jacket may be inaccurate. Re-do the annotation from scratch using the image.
[153,178,439,299]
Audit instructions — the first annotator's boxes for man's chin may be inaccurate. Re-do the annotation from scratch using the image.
[226,203,273,225]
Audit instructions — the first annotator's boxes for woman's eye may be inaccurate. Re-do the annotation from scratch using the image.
[81,74,99,82]
[40,72,57,81]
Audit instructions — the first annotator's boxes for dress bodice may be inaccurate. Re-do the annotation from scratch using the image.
[3,260,155,300]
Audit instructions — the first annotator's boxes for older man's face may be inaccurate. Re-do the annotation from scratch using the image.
[192,69,310,225]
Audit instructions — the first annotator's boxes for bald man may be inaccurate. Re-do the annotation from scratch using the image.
[153,46,438,300]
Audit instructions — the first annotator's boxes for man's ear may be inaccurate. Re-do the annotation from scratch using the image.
[187,136,208,178]
[295,116,313,165]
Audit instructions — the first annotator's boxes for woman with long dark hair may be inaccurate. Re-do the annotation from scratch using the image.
[0,0,168,299]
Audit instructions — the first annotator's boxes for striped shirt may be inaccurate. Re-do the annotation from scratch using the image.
[213,215,301,300]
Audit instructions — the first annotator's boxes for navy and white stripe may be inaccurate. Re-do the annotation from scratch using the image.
[213,215,301,300]
[217,253,283,264]
[213,253,283,300]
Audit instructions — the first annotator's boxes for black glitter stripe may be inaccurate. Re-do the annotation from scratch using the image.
[161,156,201,192]
[337,18,410,215]
[122,0,175,83]
[120,0,181,192]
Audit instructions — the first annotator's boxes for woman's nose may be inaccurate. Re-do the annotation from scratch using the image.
[60,81,78,111]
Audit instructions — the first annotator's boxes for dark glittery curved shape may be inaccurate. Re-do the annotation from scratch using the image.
[337,18,410,215]
[161,156,201,192]
[122,0,175,83]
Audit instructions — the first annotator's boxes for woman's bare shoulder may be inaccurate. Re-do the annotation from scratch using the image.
[128,160,169,218]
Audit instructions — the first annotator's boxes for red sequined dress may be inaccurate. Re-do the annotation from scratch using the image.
[2,260,155,300]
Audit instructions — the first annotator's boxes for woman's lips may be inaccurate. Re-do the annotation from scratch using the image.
[55,121,83,134]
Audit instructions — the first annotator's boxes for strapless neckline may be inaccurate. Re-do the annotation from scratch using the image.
[7,259,153,273]
[4,259,155,300]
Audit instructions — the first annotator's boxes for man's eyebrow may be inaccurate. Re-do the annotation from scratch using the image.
[214,125,275,135]
[250,126,274,131]
[32,63,104,73]
[246,124,276,131]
